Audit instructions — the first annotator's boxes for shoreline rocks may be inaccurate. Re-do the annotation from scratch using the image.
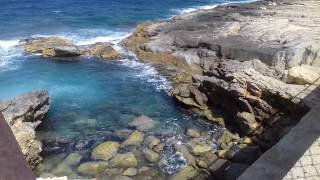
[0,90,50,169]
[121,0,320,140]
[120,0,320,178]
[19,37,120,60]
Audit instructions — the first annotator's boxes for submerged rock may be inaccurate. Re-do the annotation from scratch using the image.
[142,148,159,162]
[144,135,161,149]
[122,167,138,176]
[109,152,138,168]
[0,90,49,169]
[77,161,109,175]
[128,115,156,131]
[170,165,200,180]
[122,130,144,146]
[191,144,212,155]
[186,128,201,138]
[91,141,120,161]
[112,129,133,140]
[63,153,82,166]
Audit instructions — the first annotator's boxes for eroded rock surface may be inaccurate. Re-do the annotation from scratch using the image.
[122,0,320,136]
[121,0,320,178]
[0,90,50,169]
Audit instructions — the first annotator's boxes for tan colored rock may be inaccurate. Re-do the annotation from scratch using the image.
[191,144,211,155]
[77,161,109,175]
[122,130,144,146]
[91,141,119,161]
[288,65,320,85]
[22,37,72,53]
[109,152,138,168]
[85,42,120,60]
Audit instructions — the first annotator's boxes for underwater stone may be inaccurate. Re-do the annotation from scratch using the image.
[109,152,138,168]
[122,130,144,146]
[77,161,109,175]
[91,141,119,161]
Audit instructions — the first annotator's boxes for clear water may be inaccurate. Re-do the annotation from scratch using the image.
[0,0,249,178]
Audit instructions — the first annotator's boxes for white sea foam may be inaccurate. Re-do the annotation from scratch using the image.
[0,40,22,70]
[0,40,19,50]
[120,57,172,91]
[173,0,257,15]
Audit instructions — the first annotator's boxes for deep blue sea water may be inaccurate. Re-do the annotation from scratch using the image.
[0,0,248,178]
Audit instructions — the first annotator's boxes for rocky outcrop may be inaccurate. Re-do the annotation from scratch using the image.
[121,0,320,135]
[0,90,50,169]
[19,37,120,60]
[121,0,320,178]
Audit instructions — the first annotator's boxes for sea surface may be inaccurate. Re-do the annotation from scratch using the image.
[0,0,249,178]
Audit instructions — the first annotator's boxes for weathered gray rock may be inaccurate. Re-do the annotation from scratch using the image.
[0,90,49,169]
[121,0,320,141]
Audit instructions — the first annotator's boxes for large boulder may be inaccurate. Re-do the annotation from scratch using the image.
[0,91,49,169]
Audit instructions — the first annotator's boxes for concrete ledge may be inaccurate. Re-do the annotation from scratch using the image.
[238,104,320,180]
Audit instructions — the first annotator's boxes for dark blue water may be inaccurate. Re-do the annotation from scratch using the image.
[0,0,247,178]
[0,0,247,40]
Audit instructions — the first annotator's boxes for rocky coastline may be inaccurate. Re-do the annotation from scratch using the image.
[0,91,49,169]
[119,0,320,178]
[1,0,319,179]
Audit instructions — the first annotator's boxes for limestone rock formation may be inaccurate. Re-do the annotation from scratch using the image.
[121,0,320,138]
[0,90,50,169]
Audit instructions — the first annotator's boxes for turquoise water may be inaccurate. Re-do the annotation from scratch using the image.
[0,0,248,178]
